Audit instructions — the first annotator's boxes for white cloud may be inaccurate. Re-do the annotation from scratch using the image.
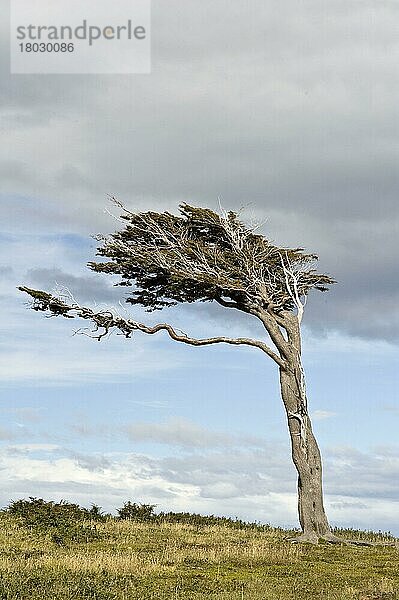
[0,428,17,441]
[312,410,337,421]
[325,445,399,506]
[1,439,398,533]
[124,417,267,449]
[327,496,399,534]
[7,443,60,453]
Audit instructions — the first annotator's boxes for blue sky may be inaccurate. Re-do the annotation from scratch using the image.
[0,0,398,534]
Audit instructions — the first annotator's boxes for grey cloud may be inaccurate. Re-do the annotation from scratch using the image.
[2,1,399,217]
[125,418,234,449]
[0,407,42,424]
[0,266,13,278]
[26,268,121,305]
[157,446,295,499]
[1,0,398,342]
[325,445,399,501]
[70,417,277,452]
[308,289,399,342]
[154,443,399,504]
[66,450,113,474]
[0,4,97,124]
[70,423,110,438]
[382,405,399,414]
[329,501,368,510]
[0,477,180,515]
[124,418,269,450]
[3,444,59,457]
[0,428,17,441]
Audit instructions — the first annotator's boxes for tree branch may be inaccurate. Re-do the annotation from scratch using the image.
[18,287,287,369]
[251,307,291,360]
[130,321,286,366]
[214,294,245,310]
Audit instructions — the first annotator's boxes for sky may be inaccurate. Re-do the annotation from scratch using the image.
[0,0,398,534]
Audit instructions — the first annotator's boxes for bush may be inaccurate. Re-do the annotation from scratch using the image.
[5,497,105,544]
[87,504,107,521]
[156,511,271,531]
[116,501,156,521]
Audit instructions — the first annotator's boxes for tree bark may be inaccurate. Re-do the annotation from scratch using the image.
[279,359,331,542]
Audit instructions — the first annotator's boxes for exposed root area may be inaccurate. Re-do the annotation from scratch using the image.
[320,532,344,544]
[288,532,399,547]
[288,532,319,545]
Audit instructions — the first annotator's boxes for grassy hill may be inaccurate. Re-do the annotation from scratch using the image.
[0,499,397,600]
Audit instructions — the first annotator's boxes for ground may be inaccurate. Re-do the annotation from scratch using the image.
[0,513,397,599]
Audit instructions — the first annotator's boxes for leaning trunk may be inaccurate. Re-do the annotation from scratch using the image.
[279,360,331,542]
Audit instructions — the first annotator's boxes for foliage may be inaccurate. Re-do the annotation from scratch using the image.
[5,497,105,545]
[116,501,156,521]
[156,511,273,531]
[89,202,335,313]
[87,503,107,520]
[115,503,276,530]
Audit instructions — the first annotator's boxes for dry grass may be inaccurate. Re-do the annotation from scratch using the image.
[0,513,397,599]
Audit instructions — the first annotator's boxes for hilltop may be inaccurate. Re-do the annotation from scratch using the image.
[0,498,397,599]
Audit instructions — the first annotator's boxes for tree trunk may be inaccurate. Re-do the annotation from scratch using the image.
[279,360,332,542]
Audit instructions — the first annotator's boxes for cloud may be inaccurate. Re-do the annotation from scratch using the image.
[382,404,399,415]
[0,440,398,533]
[0,1,398,341]
[325,445,399,502]
[0,266,13,278]
[26,267,122,305]
[330,500,368,510]
[124,417,261,449]
[0,407,42,424]
[1,0,398,222]
[0,428,17,441]
[6,443,59,453]
[158,447,295,500]
[312,410,337,421]
[0,440,299,526]
[71,417,277,451]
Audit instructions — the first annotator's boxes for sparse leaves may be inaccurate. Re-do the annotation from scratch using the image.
[88,202,335,315]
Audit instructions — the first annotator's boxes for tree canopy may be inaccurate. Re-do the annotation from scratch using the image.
[89,201,335,316]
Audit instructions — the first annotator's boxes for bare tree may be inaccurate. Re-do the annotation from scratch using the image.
[19,201,338,543]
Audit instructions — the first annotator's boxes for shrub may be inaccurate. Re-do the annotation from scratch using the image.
[5,497,104,544]
[156,511,272,531]
[87,503,107,521]
[116,501,156,521]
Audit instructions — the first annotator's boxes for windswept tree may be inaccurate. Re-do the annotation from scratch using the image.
[20,201,337,543]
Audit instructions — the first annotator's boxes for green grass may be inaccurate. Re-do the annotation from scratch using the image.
[0,512,397,599]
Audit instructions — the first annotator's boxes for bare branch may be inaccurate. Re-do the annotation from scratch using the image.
[281,252,306,324]
[18,286,287,369]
